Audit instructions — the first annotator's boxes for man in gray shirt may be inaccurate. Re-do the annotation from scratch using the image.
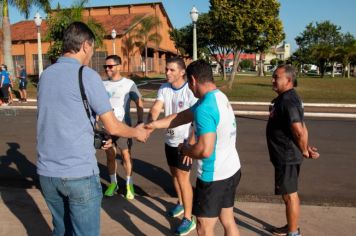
[37,22,148,236]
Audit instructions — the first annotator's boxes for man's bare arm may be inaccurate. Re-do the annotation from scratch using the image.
[100,110,148,142]
[135,97,144,124]
[181,132,215,160]
[145,108,194,130]
[291,122,319,159]
[146,100,164,123]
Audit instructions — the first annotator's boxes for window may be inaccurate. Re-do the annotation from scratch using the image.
[90,51,107,76]
[33,54,51,75]
[13,55,26,77]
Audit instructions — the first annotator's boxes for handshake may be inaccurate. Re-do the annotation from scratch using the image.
[132,121,159,143]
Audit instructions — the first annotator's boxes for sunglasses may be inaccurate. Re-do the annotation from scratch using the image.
[103,64,119,69]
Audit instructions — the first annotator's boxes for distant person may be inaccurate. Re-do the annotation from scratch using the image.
[36,22,149,236]
[0,64,12,105]
[146,60,242,236]
[146,57,198,235]
[101,55,144,200]
[266,64,320,236]
[18,65,27,102]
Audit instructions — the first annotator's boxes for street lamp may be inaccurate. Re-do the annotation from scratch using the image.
[34,12,43,76]
[111,29,117,55]
[190,6,199,61]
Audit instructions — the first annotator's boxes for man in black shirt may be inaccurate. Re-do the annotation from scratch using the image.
[266,64,319,236]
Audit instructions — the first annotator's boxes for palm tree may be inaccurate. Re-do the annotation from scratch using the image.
[121,34,142,74]
[133,15,162,77]
[1,0,51,76]
[45,0,105,62]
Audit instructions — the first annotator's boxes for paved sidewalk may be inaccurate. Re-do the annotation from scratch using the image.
[0,188,355,235]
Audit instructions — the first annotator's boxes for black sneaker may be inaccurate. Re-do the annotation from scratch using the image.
[271,225,288,236]
[271,225,301,236]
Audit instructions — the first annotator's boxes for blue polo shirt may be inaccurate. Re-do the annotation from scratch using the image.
[36,57,112,178]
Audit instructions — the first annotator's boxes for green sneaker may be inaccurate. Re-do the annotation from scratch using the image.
[175,217,196,235]
[168,203,184,218]
[125,184,135,200]
[104,183,118,197]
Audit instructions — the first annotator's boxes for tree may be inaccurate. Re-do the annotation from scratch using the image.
[169,13,233,80]
[295,21,342,77]
[133,15,162,77]
[248,1,285,77]
[45,0,105,62]
[121,33,142,74]
[270,58,284,67]
[1,0,51,76]
[209,0,285,88]
[169,27,188,56]
[240,59,253,70]
[333,33,356,78]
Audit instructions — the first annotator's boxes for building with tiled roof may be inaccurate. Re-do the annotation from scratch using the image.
[7,2,178,76]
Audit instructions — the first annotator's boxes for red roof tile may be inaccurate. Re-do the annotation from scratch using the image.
[90,13,147,36]
[11,20,49,41]
[11,13,148,41]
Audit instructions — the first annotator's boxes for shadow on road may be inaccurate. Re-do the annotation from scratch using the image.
[101,195,173,235]
[0,142,51,235]
[133,158,175,197]
[98,154,178,234]
[234,207,274,235]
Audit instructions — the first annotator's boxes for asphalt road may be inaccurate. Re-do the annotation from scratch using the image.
[0,109,355,206]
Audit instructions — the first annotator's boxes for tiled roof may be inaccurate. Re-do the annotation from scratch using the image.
[11,13,147,42]
[90,13,147,36]
[11,20,49,41]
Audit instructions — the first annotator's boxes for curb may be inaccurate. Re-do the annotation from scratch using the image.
[2,106,356,119]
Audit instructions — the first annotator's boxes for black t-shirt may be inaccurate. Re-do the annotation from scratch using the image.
[266,89,304,165]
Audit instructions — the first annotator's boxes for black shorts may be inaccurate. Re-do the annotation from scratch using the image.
[19,80,27,90]
[164,144,192,172]
[193,169,241,218]
[274,164,300,195]
[112,136,132,150]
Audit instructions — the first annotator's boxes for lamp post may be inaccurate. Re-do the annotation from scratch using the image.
[34,12,43,76]
[190,6,199,61]
[111,29,117,55]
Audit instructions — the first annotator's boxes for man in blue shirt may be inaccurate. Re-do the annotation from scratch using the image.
[18,65,27,102]
[146,60,241,236]
[0,64,11,105]
[37,22,149,236]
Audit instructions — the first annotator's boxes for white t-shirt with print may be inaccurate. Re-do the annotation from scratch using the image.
[156,82,198,147]
[103,77,141,125]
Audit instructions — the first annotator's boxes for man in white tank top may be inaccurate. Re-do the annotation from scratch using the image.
[147,57,197,235]
[102,55,144,200]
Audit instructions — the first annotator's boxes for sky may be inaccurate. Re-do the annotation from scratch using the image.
[8,0,356,52]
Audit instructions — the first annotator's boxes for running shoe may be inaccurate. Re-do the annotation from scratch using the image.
[168,203,184,218]
[175,217,196,236]
[125,184,135,200]
[104,183,118,197]
[271,225,301,236]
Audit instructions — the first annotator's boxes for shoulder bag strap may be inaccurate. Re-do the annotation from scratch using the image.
[78,66,95,131]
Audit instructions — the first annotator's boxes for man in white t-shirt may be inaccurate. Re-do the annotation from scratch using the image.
[102,55,144,200]
[147,57,198,235]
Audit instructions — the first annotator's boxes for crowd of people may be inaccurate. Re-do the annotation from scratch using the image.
[35,22,319,236]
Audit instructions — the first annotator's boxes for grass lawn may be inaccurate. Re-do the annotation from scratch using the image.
[16,74,356,104]
[216,75,356,103]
